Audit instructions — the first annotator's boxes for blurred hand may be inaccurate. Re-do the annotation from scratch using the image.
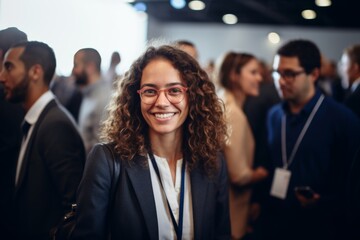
[295,191,321,208]
[254,166,269,181]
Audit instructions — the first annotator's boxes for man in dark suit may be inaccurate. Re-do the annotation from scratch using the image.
[0,27,27,236]
[342,44,360,239]
[0,41,85,239]
[340,44,360,118]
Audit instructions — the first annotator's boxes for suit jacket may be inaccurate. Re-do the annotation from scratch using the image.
[347,146,360,240]
[344,85,360,119]
[12,99,85,240]
[0,95,23,236]
[72,144,231,240]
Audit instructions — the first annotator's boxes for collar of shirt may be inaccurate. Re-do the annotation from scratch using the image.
[24,90,55,125]
[282,88,322,117]
[351,78,360,92]
[148,154,194,240]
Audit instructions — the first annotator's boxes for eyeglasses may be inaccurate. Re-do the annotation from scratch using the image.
[272,69,306,82]
[137,85,188,105]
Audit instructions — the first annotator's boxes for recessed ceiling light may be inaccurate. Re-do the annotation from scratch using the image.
[188,0,206,11]
[133,2,147,12]
[268,32,280,44]
[222,14,238,25]
[315,0,332,7]
[302,9,316,19]
[170,0,186,9]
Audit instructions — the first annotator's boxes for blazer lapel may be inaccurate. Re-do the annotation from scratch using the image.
[14,100,56,196]
[126,157,158,240]
[191,167,209,240]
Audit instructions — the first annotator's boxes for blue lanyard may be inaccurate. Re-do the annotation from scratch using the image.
[281,94,324,169]
[148,151,186,240]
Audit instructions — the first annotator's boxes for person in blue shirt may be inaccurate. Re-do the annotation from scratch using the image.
[260,39,360,240]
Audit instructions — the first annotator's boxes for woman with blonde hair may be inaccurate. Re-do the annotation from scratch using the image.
[72,44,230,239]
[217,52,268,239]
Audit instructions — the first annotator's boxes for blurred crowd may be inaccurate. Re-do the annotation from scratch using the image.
[1,27,360,240]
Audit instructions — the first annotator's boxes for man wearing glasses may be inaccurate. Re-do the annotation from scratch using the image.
[260,39,360,240]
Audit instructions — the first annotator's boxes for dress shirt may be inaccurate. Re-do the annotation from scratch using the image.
[15,91,55,185]
[149,154,194,240]
[350,78,360,92]
[78,79,111,153]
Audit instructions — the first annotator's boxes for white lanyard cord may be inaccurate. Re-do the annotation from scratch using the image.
[281,95,325,169]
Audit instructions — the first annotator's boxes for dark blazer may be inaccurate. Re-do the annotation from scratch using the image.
[347,144,360,240]
[12,99,85,240]
[344,85,360,118]
[0,95,23,235]
[72,144,231,240]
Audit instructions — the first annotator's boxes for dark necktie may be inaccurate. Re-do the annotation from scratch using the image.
[21,120,31,139]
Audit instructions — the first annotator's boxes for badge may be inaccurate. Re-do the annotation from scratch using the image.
[270,168,291,199]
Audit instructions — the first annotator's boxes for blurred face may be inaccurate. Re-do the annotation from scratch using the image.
[234,58,262,96]
[340,53,357,86]
[0,53,4,73]
[272,54,315,103]
[72,51,88,86]
[0,47,29,103]
[179,45,198,61]
[139,58,189,138]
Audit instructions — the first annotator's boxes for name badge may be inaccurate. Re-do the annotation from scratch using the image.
[270,168,291,199]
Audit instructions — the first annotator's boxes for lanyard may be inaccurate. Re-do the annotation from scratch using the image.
[148,151,186,240]
[281,94,324,169]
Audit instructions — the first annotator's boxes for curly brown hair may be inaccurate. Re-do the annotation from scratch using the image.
[101,45,227,175]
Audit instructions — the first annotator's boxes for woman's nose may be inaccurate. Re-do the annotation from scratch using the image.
[155,90,170,106]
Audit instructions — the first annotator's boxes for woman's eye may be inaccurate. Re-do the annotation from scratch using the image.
[143,89,157,95]
[168,87,182,94]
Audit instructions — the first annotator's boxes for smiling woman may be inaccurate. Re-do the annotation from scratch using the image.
[139,58,190,138]
[71,44,231,239]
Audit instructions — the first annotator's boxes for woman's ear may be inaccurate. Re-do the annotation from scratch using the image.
[353,62,359,73]
[229,70,239,85]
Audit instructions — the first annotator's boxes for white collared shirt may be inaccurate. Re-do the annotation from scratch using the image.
[15,91,55,185]
[78,78,111,153]
[148,154,194,240]
[351,78,360,92]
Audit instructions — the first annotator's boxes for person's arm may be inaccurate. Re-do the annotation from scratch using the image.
[223,103,253,186]
[224,103,268,187]
[215,153,231,239]
[71,144,113,240]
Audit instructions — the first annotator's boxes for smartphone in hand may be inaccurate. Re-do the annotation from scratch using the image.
[294,186,315,199]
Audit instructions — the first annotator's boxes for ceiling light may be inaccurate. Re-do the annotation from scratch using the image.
[134,2,147,12]
[170,0,186,9]
[188,0,206,11]
[222,14,238,25]
[302,9,316,19]
[315,0,332,7]
[267,32,280,44]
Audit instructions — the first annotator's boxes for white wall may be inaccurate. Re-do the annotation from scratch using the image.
[148,17,360,67]
[0,0,148,75]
